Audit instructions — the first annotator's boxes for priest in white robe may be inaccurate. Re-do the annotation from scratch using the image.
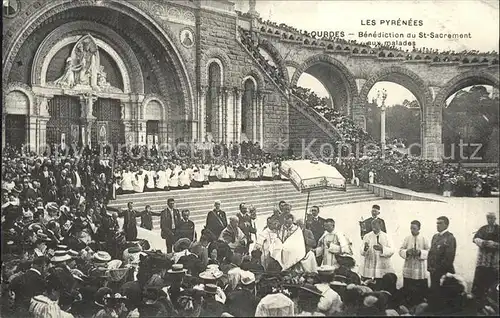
[254,217,280,270]
[315,218,350,268]
[272,213,306,271]
[360,218,395,284]
[399,220,430,306]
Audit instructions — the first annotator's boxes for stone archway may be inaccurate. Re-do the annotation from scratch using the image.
[358,66,435,159]
[434,70,499,108]
[258,39,290,84]
[435,70,499,163]
[291,54,358,114]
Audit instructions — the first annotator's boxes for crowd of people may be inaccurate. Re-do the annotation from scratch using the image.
[290,85,499,197]
[242,13,498,58]
[2,172,499,318]
[239,27,287,90]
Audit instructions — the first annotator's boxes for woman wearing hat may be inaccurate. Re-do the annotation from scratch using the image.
[295,284,325,316]
[28,270,73,318]
[94,291,128,318]
[224,270,259,317]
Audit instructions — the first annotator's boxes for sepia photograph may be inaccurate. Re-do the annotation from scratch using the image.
[1,0,499,317]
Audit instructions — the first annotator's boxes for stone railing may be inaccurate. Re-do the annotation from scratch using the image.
[289,94,345,142]
[237,12,499,65]
[237,28,346,144]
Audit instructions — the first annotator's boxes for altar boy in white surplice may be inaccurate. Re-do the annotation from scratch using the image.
[360,218,395,286]
[315,218,351,268]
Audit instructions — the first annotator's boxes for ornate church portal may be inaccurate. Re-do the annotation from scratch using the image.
[44,34,126,149]
[3,2,194,154]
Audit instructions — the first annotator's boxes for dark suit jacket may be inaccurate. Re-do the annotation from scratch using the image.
[225,288,260,317]
[306,215,326,243]
[158,208,180,240]
[303,228,317,250]
[175,219,197,242]
[428,231,457,274]
[12,269,45,307]
[237,212,256,239]
[360,217,386,239]
[45,189,58,203]
[206,209,228,238]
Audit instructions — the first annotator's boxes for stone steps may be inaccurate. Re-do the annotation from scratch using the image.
[108,182,379,230]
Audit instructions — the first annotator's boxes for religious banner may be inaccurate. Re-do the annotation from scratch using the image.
[97,121,108,144]
[71,124,79,144]
[147,135,154,145]
[60,133,66,150]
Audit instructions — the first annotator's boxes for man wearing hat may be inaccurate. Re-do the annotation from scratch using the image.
[9,256,48,316]
[200,284,225,317]
[359,204,387,239]
[224,270,260,317]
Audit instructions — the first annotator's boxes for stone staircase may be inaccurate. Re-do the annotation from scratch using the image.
[108,182,380,232]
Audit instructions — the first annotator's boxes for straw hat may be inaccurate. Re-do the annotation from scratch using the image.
[167,264,187,275]
[317,265,335,275]
[240,270,256,285]
[93,251,112,263]
[202,284,218,294]
[299,283,323,297]
[50,250,72,263]
[173,238,192,252]
[199,266,223,280]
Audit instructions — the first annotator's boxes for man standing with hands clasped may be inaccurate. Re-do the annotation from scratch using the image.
[360,218,395,289]
[427,216,457,297]
[399,220,430,307]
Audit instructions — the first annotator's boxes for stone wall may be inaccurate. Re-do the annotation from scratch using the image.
[198,8,289,151]
[288,105,334,159]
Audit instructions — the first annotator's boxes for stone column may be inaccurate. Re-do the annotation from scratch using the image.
[28,116,38,153]
[199,86,208,141]
[252,92,257,142]
[217,88,224,142]
[34,95,52,154]
[258,92,265,147]
[224,87,234,143]
[234,88,242,143]
[1,115,6,149]
[422,105,443,161]
[38,117,50,155]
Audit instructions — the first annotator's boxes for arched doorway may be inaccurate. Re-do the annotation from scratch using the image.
[3,90,29,149]
[2,1,194,152]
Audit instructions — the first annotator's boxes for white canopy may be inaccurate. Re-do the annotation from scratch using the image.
[280,160,346,193]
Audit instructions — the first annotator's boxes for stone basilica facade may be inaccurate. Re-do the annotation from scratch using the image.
[2,0,499,160]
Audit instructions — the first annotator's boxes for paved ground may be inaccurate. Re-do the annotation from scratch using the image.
[135,196,499,291]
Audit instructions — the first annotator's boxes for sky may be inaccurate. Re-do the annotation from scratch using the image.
[235,0,499,106]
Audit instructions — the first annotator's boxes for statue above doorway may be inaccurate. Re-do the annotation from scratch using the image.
[49,34,122,93]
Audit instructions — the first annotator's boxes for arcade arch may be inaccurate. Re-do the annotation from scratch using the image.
[359,67,433,156]
[438,72,499,162]
[291,55,358,115]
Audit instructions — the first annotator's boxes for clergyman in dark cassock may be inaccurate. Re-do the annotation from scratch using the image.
[359,204,386,239]
[427,216,457,297]
[471,212,499,309]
